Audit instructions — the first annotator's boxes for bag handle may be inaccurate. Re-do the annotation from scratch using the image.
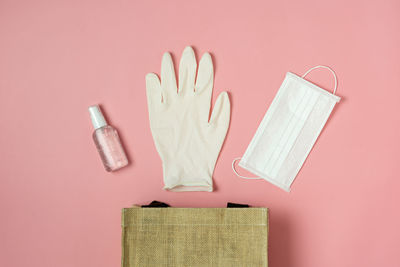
[232,158,261,180]
[301,65,338,95]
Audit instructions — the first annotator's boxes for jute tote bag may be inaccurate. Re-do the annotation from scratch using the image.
[121,207,268,267]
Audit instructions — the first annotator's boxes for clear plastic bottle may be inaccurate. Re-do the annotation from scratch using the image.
[89,105,128,172]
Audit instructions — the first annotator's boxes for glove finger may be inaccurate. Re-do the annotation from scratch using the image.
[146,73,162,115]
[209,92,230,131]
[195,53,213,122]
[161,52,178,104]
[178,46,197,96]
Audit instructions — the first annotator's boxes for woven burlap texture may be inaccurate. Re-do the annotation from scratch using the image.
[121,207,268,267]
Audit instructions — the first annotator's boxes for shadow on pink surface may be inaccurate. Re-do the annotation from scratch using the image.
[268,211,292,267]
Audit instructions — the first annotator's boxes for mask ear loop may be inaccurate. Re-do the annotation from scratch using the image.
[232,158,262,179]
[301,65,338,95]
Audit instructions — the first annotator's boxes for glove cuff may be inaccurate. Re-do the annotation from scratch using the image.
[162,162,214,192]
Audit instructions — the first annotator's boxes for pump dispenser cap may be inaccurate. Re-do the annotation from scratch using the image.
[89,105,107,129]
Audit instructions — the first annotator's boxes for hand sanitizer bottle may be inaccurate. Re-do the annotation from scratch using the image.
[88,105,128,172]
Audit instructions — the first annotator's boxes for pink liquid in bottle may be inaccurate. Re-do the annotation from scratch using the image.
[89,105,128,172]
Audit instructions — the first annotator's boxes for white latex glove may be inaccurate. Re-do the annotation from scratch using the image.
[146,46,230,192]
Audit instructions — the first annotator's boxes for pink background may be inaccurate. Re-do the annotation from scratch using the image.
[1,0,399,266]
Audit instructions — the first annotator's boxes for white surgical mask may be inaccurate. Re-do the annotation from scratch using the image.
[233,66,340,192]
